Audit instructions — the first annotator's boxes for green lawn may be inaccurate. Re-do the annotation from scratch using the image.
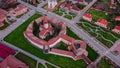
[77,4,86,9]
[100,0,109,5]
[4,13,98,68]
[57,44,68,51]
[86,46,98,61]
[77,21,120,48]
[46,63,56,68]
[88,9,109,21]
[54,8,76,20]
[64,15,72,20]
[54,10,63,16]
[0,22,9,30]
[97,58,113,68]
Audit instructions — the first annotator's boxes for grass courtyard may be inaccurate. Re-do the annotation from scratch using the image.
[54,8,76,20]
[87,9,109,21]
[77,21,120,48]
[4,13,98,68]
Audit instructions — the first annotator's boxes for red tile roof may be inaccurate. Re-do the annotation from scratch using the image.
[83,13,92,18]
[66,3,71,9]
[97,19,108,25]
[43,16,48,23]
[68,45,74,50]
[115,26,120,30]
[39,29,48,37]
[0,55,29,68]
[60,34,75,43]
[115,16,120,20]
[0,13,6,19]
[0,8,8,15]
[14,4,27,12]
[51,48,75,58]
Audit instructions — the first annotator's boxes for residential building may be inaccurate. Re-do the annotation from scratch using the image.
[13,4,27,17]
[0,55,29,68]
[82,13,92,22]
[95,19,108,28]
[115,16,120,21]
[112,26,120,34]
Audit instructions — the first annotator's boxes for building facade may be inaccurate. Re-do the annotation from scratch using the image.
[48,0,57,9]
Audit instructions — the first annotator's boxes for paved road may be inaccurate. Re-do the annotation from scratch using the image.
[12,0,120,67]
[0,9,36,40]
[72,0,97,23]
[1,41,60,68]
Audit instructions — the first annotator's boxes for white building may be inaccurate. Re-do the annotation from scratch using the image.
[48,0,57,9]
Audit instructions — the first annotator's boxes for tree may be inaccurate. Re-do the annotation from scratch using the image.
[107,23,115,30]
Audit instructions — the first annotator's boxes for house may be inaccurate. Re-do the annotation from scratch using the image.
[13,4,27,17]
[0,8,8,15]
[65,3,71,10]
[82,13,92,22]
[0,55,29,68]
[112,26,120,34]
[0,13,7,22]
[110,0,116,9]
[0,8,8,27]
[115,16,120,21]
[95,19,108,28]
[0,14,7,27]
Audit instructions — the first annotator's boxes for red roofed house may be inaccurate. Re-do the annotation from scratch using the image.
[60,2,72,11]
[0,13,6,22]
[65,3,71,10]
[0,8,8,16]
[95,19,108,28]
[0,55,29,68]
[0,14,6,27]
[13,4,28,17]
[115,16,120,21]
[112,26,120,34]
[110,0,116,9]
[82,13,92,22]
